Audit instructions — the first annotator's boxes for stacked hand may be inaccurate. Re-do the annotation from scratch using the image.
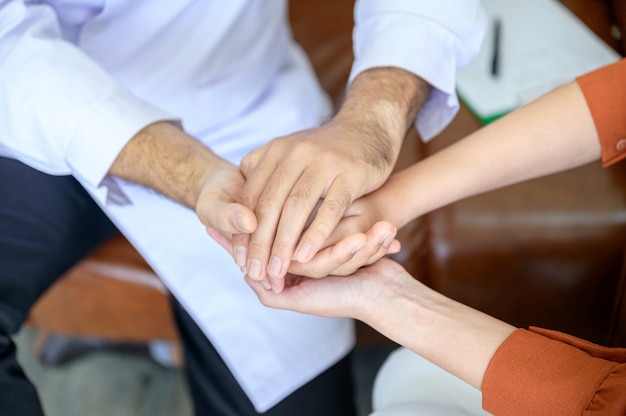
[194,67,428,293]
[232,116,400,291]
[201,128,402,291]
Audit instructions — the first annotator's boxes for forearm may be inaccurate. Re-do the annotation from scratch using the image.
[109,121,230,210]
[335,67,431,170]
[371,81,601,228]
[351,0,487,140]
[359,265,515,390]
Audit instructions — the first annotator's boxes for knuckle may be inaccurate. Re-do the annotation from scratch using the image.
[275,228,299,247]
[284,182,313,211]
[321,190,351,217]
[247,236,270,256]
[304,223,333,245]
[238,187,258,208]
[266,167,289,194]
[254,196,276,216]
[290,138,313,155]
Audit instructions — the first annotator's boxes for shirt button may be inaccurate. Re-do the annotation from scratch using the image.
[617,139,626,151]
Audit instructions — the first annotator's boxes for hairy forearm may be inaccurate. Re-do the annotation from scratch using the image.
[335,67,431,169]
[371,81,601,228]
[109,121,230,209]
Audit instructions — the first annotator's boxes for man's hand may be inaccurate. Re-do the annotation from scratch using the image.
[207,201,401,282]
[233,68,430,293]
[109,121,256,244]
[236,119,392,284]
[196,163,257,238]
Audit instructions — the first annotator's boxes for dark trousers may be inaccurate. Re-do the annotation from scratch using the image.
[0,157,356,416]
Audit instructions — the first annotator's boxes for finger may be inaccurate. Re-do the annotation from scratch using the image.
[264,173,328,289]
[245,158,326,292]
[202,203,255,269]
[239,144,306,286]
[288,233,368,278]
[244,274,314,314]
[244,172,298,285]
[327,221,396,276]
[304,221,397,278]
[238,140,285,211]
[245,272,361,319]
[202,202,256,235]
[332,243,387,276]
[231,232,251,270]
[205,227,234,254]
[292,180,353,263]
[244,276,272,302]
[388,239,402,254]
[240,144,268,178]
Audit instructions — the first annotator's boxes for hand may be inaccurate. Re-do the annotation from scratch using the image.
[109,121,257,240]
[246,258,410,321]
[207,196,402,281]
[195,162,257,249]
[234,68,428,293]
[287,196,402,278]
[248,257,516,392]
[234,118,397,292]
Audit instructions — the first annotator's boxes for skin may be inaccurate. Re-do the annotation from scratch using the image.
[291,80,601,280]
[248,80,602,389]
[109,121,257,236]
[107,101,403,280]
[248,258,516,390]
[233,67,431,293]
[109,68,425,287]
[109,80,599,287]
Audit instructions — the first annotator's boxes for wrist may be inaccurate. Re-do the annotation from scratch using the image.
[367,172,417,229]
[336,67,430,153]
[110,121,227,209]
[395,285,515,389]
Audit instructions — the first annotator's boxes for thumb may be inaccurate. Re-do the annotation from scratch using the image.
[206,203,257,235]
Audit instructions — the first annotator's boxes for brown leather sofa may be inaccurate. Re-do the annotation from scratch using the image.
[28,0,626,355]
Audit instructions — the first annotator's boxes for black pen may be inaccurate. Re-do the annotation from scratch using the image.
[491,18,501,77]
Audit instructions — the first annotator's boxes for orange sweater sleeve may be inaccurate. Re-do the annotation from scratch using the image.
[481,327,626,415]
[576,58,626,167]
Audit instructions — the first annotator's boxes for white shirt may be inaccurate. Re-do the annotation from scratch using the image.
[0,0,486,411]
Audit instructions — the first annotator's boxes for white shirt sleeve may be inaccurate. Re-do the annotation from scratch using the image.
[351,0,487,140]
[0,1,174,188]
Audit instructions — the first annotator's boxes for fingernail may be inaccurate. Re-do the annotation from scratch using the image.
[260,279,272,290]
[234,246,247,267]
[268,256,282,278]
[380,233,395,247]
[270,281,280,294]
[351,241,367,254]
[247,258,262,280]
[294,242,312,262]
